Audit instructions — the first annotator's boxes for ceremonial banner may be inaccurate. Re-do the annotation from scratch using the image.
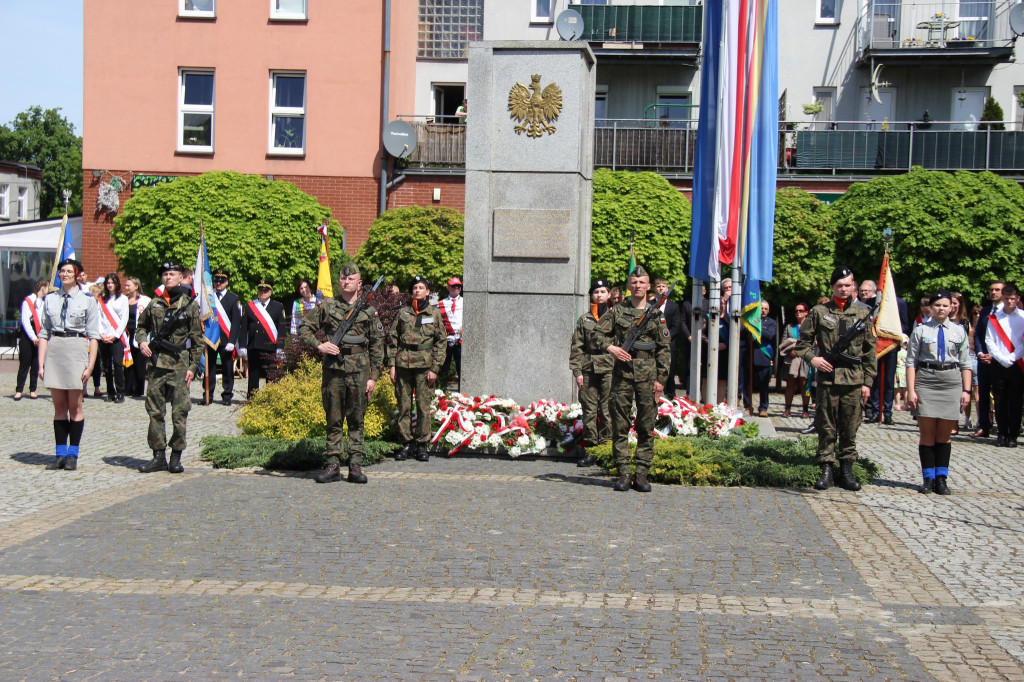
[316,221,333,299]
[48,212,75,288]
[874,252,903,358]
[194,228,221,350]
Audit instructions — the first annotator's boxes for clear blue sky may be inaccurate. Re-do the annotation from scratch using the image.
[0,0,84,134]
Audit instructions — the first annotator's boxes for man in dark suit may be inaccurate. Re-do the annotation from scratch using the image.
[652,278,681,398]
[205,268,242,405]
[858,280,910,425]
[972,280,1005,438]
[739,299,777,416]
[239,279,287,398]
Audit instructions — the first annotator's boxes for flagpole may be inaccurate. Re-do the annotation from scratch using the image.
[200,221,212,406]
[706,277,721,405]
[727,264,742,408]
[689,279,704,401]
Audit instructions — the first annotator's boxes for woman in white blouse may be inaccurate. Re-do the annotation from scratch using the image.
[97,273,130,403]
[123,277,151,398]
[15,280,48,400]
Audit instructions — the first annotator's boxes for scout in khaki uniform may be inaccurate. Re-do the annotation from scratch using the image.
[298,262,385,484]
[569,278,615,467]
[135,261,204,474]
[595,265,671,493]
[795,266,878,491]
[387,275,446,462]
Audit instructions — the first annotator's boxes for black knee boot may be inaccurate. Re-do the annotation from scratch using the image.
[836,460,862,491]
[814,462,834,490]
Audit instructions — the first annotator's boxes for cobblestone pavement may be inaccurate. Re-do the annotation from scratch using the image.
[1,385,1022,679]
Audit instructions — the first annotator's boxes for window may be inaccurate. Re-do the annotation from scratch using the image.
[1015,87,1024,131]
[532,0,553,23]
[812,87,836,130]
[815,0,839,25]
[179,0,215,18]
[178,69,215,153]
[432,83,465,122]
[270,72,306,154]
[16,187,27,219]
[595,87,608,127]
[655,88,691,129]
[418,0,484,60]
[0,185,8,218]
[271,0,307,20]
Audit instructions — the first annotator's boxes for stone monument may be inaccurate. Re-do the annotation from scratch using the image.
[461,41,595,406]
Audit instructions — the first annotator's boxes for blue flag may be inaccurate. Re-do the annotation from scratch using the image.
[688,0,722,283]
[50,213,75,288]
[741,277,762,343]
[193,230,221,350]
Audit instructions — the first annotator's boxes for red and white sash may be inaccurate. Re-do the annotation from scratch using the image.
[248,300,278,344]
[214,294,233,338]
[438,298,460,344]
[988,313,1024,372]
[98,297,133,365]
[23,296,41,335]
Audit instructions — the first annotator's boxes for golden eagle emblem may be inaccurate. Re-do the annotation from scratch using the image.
[508,74,563,138]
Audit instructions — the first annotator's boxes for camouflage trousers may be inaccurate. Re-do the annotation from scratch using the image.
[610,372,657,473]
[816,383,863,463]
[322,368,368,467]
[146,366,191,451]
[395,367,432,443]
[579,370,612,446]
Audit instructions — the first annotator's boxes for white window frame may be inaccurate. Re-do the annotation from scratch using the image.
[270,0,307,21]
[178,68,215,154]
[269,71,307,156]
[815,0,839,26]
[16,187,27,219]
[812,86,837,129]
[531,0,554,23]
[179,0,216,18]
[0,184,8,219]
[1015,86,1024,131]
[655,86,692,128]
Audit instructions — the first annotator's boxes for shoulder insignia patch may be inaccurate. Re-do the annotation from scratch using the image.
[662,327,670,338]
[376,320,384,332]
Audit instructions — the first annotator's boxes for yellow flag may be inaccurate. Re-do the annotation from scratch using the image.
[316,233,333,298]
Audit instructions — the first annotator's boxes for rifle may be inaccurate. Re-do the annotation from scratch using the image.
[330,276,385,346]
[620,282,674,357]
[819,301,878,376]
[150,297,195,356]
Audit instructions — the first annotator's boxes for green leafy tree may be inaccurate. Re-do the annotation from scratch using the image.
[0,106,83,217]
[112,171,341,301]
[591,169,691,287]
[979,97,1006,131]
[764,188,835,312]
[832,168,1024,306]
[355,206,464,290]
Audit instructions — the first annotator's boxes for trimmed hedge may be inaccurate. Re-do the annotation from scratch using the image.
[200,435,399,470]
[588,436,880,487]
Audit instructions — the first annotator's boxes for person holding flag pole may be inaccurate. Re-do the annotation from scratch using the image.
[207,268,241,405]
[192,225,227,405]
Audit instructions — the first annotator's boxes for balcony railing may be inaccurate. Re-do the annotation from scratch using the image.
[567,3,702,44]
[860,0,1017,52]
[397,117,1024,175]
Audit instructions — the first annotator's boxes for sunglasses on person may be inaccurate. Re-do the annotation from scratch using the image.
[795,307,808,313]
[212,276,228,284]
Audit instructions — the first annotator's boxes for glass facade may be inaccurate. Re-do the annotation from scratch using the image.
[418,0,484,60]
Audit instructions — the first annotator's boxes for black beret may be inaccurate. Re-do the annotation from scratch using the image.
[928,290,953,305]
[57,258,83,272]
[159,261,184,274]
[409,275,430,292]
[830,266,853,286]
[590,279,611,293]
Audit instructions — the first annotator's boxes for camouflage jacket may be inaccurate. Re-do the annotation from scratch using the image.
[134,294,204,373]
[569,306,615,376]
[297,296,385,374]
[386,303,446,372]
[795,299,878,386]
[594,300,671,384]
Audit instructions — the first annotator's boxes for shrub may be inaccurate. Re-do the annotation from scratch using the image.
[355,207,464,290]
[200,435,397,470]
[237,357,398,441]
[588,436,880,487]
[765,187,835,311]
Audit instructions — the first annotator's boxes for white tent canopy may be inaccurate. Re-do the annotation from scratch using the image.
[0,216,82,251]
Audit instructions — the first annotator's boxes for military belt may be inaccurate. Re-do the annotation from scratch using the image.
[50,330,88,338]
[339,345,368,356]
[341,333,366,344]
[400,341,434,351]
[631,341,656,351]
[918,361,960,370]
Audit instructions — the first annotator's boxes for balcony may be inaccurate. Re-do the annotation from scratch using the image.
[567,3,702,58]
[396,117,1024,176]
[859,1,1016,64]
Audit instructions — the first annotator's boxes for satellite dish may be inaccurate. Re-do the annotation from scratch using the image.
[382,120,417,159]
[556,9,584,41]
[870,63,890,105]
[1010,3,1024,36]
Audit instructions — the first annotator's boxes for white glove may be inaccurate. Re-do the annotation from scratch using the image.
[447,334,457,346]
[238,347,248,359]
[224,343,235,352]
[276,349,284,361]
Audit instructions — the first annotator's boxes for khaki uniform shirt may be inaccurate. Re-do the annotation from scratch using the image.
[906,319,971,368]
[386,303,446,372]
[298,296,385,374]
[594,300,671,384]
[569,307,615,376]
[134,294,204,373]
[795,299,878,386]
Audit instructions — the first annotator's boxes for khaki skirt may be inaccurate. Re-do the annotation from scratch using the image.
[44,336,90,391]
[912,366,962,421]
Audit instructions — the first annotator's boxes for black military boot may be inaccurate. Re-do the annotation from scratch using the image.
[168,450,184,474]
[45,456,67,471]
[576,442,596,468]
[395,443,412,461]
[138,450,168,473]
[314,463,342,483]
[64,457,78,471]
[348,463,368,484]
[632,471,652,493]
[415,444,430,462]
[612,471,631,492]
[933,475,951,495]
[813,463,834,490]
[836,459,862,491]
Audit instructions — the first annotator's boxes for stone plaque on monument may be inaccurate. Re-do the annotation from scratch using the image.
[461,41,595,405]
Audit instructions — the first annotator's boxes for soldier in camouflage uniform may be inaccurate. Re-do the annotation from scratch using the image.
[135,261,204,474]
[387,275,446,462]
[569,278,614,467]
[595,266,671,492]
[298,262,385,484]
[795,266,878,491]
